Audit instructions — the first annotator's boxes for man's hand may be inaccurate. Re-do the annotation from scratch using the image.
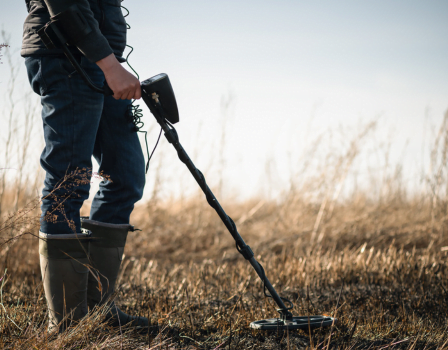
[96,53,141,100]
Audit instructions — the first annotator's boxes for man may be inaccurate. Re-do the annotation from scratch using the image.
[22,0,148,332]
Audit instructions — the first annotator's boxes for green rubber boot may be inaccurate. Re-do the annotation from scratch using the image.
[81,219,149,331]
[39,231,90,333]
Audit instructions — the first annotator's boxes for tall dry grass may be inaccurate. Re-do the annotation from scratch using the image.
[1,46,448,348]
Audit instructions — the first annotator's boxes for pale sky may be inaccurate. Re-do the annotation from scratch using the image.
[1,1,448,199]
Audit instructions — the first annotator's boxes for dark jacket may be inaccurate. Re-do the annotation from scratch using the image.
[21,0,127,63]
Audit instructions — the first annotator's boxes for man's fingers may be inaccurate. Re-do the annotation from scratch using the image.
[125,90,134,101]
[113,90,123,100]
[134,86,142,100]
[105,77,140,100]
[124,85,141,100]
[99,57,142,100]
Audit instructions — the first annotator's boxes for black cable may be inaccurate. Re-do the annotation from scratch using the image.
[121,5,139,79]
[126,103,143,131]
[121,3,162,173]
[256,261,293,314]
[147,128,163,168]
[234,239,293,314]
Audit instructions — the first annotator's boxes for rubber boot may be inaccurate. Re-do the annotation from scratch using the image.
[39,231,90,333]
[80,219,149,331]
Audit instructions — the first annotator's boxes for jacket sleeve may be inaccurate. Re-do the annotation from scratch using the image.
[43,0,113,62]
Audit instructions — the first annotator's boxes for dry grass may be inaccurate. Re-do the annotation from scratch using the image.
[1,171,448,349]
[1,44,448,348]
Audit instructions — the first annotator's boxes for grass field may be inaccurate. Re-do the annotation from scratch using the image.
[2,147,448,349]
[1,57,448,348]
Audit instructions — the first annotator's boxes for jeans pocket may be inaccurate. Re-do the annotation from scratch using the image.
[37,55,83,96]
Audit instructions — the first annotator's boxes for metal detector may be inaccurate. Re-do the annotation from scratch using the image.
[37,14,336,330]
[140,74,336,331]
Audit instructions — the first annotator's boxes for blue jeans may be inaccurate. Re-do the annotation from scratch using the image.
[25,55,145,234]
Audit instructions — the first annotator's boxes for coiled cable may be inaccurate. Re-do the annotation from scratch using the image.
[122,3,162,173]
